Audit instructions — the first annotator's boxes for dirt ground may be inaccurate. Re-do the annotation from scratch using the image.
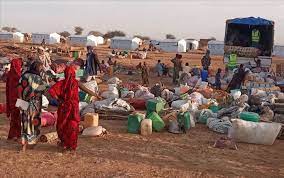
[0,44,284,177]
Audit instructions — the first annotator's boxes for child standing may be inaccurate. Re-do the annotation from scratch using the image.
[215,68,222,90]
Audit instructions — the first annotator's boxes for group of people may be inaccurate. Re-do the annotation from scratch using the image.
[85,46,116,81]
[5,46,95,152]
[7,58,80,152]
[154,50,225,89]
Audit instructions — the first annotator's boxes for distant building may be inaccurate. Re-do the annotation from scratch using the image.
[208,40,224,56]
[110,37,142,50]
[32,33,61,44]
[32,33,50,44]
[199,39,212,50]
[69,35,99,46]
[156,39,187,53]
[185,39,199,51]
[273,45,284,57]
[0,32,24,43]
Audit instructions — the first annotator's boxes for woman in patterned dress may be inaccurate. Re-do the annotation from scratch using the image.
[18,61,48,151]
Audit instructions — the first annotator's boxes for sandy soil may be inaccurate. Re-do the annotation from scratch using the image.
[0,44,284,177]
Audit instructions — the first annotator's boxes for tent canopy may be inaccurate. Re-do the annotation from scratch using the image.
[227,17,274,26]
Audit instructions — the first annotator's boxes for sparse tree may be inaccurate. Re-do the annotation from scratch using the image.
[2,27,19,32]
[134,35,150,40]
[59,31,71,37]
[11,27,19,32]
[88,31,103,36]
[210,37,216,40]
[74,26,84,35]
[2,27,11,32]
[166,34,176,39]
[104,30,126,39]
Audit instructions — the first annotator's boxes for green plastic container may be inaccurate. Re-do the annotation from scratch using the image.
[146,99,165,114]
[209,105,220,113]
[177,112,190,130]
[73,51,79,59]
[239,112,260,122]
[79,91,93,103]
[57,69,84,78]
[127,113,144,134]
[147,112,165,132]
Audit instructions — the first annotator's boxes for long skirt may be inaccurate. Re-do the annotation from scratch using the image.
[21,100,41,145]
[57,105,80,150]
[8,109,21,139]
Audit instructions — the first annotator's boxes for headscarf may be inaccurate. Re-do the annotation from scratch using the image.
[9,58,22,77]
[62,66,77,101]
[25,61,42,75]
[6,58,22,112]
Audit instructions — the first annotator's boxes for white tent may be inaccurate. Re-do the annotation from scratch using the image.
[110,37,142,50]
[0,32,14,41]
[208,40,224,55]
[86,35,98,46]
[69,35,87,46]
[49,33,61,44]
[186,39,199,50]
[69,35,98,46]
[273,45,284,57]
[32,33,50,44]
[156,39,187,53]
[0,32,24,43]
[13,32,24,43]
[94,36,104,45]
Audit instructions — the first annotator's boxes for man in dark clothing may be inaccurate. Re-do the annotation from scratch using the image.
[171,54,183,85]
[215,68,222,90]
[227,64,247,92]
[201,50,211,70]
[85,46,101,81]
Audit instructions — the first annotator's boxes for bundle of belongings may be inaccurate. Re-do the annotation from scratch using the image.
[75,74,283,143]
[224,46,261,58]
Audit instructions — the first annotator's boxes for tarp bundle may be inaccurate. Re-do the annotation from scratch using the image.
[226,17,274,26]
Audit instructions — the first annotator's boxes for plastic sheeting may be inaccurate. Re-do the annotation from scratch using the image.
[227,17,274,26]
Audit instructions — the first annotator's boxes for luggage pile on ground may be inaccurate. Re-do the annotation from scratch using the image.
[74,75,284,146]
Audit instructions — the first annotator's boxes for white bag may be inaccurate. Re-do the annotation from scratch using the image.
[15,99,29,111]
[108,84,117,91]
[107,77,121,84]
[189,112,196,128]
[231,90,242,100]
[171,100,189,111]
[83,80,99,93]
[231,119,282,145]
[42,95,49,108]
[82,126,106,136]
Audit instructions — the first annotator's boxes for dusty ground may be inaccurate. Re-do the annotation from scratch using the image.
[0,43,284,177]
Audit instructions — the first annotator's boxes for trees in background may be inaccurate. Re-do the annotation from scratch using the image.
[59,31,71,37]
[88,31,103,36]
[74,26,84,35]
[166,34,176,39]
[133,35,150,40]
[1,27,20,32]
[104,30,126,39]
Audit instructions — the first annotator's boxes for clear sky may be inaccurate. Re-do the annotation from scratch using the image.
[1,0,284,44]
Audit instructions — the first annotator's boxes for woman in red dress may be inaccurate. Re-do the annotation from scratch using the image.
[6,58,22,141]
[49,66,80,151]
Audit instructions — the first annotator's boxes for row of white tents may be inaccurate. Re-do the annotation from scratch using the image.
[109,38,199,52]
[1,32,283,56]
[0,32,105,46]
